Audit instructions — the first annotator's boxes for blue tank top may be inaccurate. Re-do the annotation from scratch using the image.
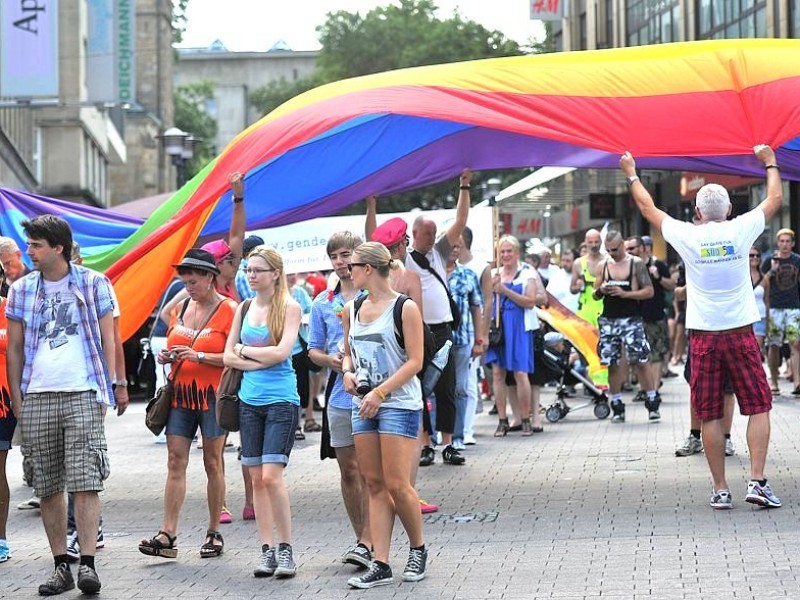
[239,313,300,407]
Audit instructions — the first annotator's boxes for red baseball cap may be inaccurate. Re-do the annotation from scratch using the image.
[370,218,408,247]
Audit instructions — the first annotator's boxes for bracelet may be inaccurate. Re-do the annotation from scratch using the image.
[626,175,640,186]
[374,387,386,400]
[459,185,470,190]
[765,165,779,171]
[233,196,244,203]
[238,346,246,359]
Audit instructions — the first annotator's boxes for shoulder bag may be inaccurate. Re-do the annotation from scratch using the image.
[410,250,462,330]
[216,299,253,432]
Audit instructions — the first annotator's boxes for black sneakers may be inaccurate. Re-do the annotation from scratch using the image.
[402,548,428,582]
[610,399,625,423]
[38,563,75,596]
[442,445,465,465]
[419,446,435,467]
[348,561,393,589]
[77,565,102,594]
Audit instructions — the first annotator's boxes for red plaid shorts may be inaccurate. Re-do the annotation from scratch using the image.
[689,329,772,421]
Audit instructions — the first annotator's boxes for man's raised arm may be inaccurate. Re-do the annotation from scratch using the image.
[754,144,783,222]
[619,152,668,232]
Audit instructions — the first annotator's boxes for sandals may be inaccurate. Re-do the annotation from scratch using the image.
[521,419,533,437]
[199,529,224,558]
[494,418,509,437]
[139,530,178,559]
[303,420,322,433]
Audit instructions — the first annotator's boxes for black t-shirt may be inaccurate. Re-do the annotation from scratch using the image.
[640,258,670,323]
[762,251,800,309]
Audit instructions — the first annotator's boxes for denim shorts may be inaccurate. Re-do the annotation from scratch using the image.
[753,317,768,338]
[352,406,421,439]
[166,400,225,440]
[239,401,299,466]
[0,412,16,450]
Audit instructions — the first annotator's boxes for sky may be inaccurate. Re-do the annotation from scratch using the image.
[178,0,544,52]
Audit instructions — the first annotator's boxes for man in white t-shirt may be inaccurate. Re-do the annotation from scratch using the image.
[546,248,580,314]
[7,215,120,595]
[620,144,782,511]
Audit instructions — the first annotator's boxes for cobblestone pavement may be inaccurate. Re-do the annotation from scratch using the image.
[4,372,800,599]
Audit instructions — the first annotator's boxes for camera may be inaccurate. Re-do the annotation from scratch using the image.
[355,367,372,397]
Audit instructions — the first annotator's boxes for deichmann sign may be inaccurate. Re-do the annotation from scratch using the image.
[248,206,495,275]
[0,0,59,97]
[86,0,135,103]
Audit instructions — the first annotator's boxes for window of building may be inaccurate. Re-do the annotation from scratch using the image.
[626,0,680,46]
[793,0,800,36]
[696,0,768,39]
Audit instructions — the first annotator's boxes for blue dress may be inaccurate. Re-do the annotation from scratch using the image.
[486,281,535,373]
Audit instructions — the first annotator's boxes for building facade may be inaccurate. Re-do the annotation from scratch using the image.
[174,41,318,154]
[513,0,799,256]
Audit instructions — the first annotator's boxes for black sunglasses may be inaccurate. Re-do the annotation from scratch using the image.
[347,263,369,272]
[749,254,760,258]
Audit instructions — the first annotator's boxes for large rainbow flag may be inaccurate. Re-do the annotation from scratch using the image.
[2,39,800,339]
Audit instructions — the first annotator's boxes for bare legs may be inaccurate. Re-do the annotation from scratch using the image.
[354,432,423,563]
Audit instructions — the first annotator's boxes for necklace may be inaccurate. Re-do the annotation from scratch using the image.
[192,299,216,331]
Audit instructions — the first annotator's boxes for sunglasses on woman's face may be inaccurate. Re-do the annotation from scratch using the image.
[347,263,369,272]
[749,254,760,258]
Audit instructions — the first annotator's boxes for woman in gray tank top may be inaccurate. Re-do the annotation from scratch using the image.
[341,242,428,589]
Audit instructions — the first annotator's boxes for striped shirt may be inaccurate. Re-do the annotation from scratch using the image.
[6,265,116,407]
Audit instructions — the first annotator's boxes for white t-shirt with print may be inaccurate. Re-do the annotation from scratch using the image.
[28,275,91,392]
[661,209,764,331]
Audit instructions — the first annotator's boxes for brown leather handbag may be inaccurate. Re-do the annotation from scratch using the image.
[215,299,252,432]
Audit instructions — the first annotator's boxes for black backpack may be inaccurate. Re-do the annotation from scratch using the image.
[353,294,438,374]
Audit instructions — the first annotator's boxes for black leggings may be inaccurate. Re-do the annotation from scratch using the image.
[292,351,310,409]
[429,323,456,434]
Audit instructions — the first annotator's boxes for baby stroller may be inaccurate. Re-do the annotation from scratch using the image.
[541,329,610,423]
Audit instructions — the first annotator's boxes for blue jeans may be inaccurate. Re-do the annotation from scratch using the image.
[239,401,299,466]
[352,406,421,439]
[452,344,473,442]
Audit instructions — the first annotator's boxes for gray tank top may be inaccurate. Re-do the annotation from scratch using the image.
[349,297,422,411]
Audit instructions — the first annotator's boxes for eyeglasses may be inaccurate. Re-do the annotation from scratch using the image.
[245,268,275,275]
[606,245,622,252]
[347,263,369,272]
[749,254,760,258]
[624,246,639,251]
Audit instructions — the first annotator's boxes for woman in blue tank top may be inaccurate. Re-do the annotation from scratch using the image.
[341,242,428,589]
[223,246,302,579]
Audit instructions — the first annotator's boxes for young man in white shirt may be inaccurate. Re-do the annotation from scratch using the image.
[620,144,782,511]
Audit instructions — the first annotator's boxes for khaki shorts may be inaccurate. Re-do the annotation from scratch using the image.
[21,391,110,498]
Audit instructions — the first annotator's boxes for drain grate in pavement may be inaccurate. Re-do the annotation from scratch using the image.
[425,511,499,524]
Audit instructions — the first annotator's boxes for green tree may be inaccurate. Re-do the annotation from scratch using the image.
[315,0,522,80]
[173,0,190,44]
[174,81,218,178]
[248,0,550,213]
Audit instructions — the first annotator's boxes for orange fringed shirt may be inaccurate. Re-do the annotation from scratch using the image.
[166,299,237,411]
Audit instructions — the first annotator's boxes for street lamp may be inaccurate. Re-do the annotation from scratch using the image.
[481,177,502,206]
[158,127,195,189]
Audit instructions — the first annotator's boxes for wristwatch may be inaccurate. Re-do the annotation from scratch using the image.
[626,175,640,186]
[197,352,206,363]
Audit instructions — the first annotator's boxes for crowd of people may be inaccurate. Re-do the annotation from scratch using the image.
[0,144,788,594]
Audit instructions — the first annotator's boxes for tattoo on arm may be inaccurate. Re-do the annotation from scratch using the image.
[636,260,653,289]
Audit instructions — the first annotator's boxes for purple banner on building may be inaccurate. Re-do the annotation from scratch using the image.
[1,0,59,97]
